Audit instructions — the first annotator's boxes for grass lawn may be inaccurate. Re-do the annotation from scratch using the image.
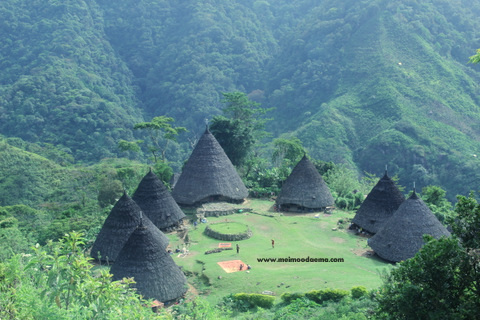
[208,221,249,234]
[167,199,393,304]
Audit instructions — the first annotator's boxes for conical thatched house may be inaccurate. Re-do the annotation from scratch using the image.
[110,220,188,303]
[352,170,405,234]
[90,192,169,263]
[132,169,186,232]
[276,155,334,211]
[368,190,451,262]
[172,127,248,206]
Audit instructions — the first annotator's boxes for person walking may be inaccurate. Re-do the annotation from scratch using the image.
[236,244,240,254]
[271,239,275,249]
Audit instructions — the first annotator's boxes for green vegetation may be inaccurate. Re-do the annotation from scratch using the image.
[133,116,187,163]
[211,92,273,169]
[171,205,392,304]
[231,293,275,310]
[208,222,249,235]
[1,0,480,200]
[2,0,480,318]
[420,185,454,223]
[304,288,350,304]
[0,232,170,319]
[0,137,156,250]
[469,48,480,64]
[377,236,475,319]
[376,192,480,319]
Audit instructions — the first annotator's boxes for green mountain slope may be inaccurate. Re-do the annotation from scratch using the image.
[270,0,480,197]
[1,0,480,200]
[97,0,278,131]
[0,0,144,161]
[0,135,150,209]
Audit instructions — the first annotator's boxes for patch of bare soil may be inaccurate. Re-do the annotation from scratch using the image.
[184,283,200,301]
[281,211,322,217]
[351,248,375,257]
[331,237,346,244]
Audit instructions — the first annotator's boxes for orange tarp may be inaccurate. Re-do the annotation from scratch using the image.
[217,260,247,273]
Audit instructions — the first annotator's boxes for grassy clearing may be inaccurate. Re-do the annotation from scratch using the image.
[168,199,393,304]
[209,222,249,234]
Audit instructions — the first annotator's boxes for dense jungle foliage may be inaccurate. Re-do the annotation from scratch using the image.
[1,0,480,200]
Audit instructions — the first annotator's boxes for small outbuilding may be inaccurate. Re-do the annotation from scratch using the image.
[352,170,405,234]
[172,127,248,206]
[133,169,186,232]
[90,191,169,263]
[368,190,451,262]
[276,155,334,212]
[110,220,188,303]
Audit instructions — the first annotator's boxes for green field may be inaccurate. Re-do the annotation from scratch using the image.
[167,199,393,304]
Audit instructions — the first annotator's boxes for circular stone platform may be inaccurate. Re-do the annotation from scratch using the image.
[204,222,252,241]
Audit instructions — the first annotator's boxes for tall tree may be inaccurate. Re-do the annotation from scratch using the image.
[377,191,480,319]
[376,236,475,319]
[271,137,305,166]
[209,116,255,167]
[210,92,272,167]
[450,192,480,250]
[133,116,187,163]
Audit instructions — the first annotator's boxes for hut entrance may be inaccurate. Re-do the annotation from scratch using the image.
[279,203,325,213]
[195,195,245,206]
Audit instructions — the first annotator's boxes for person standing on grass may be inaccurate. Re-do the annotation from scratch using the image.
[236,244,240,254]
[271,239,275,249]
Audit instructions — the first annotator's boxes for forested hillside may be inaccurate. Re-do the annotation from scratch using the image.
[0,0,143,161]
[1,0,480,199]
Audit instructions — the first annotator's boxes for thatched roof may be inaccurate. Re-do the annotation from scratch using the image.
[276,155,334,209]
[352,171,405,233]
[132,169,186,231]
[368,191,451,262]
[172,128,248,206]
[110,221,188,302]
[90,192,169,262]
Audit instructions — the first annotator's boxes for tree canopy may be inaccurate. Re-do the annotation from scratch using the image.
[210,92,272,168]
[133,116,187,163]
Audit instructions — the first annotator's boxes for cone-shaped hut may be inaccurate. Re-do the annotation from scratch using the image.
[352,170,405,234]
[110,220,188,303]
[133,169,186,232]
[90,192,169,262]
[172,127,248,206]
[276,155,334,211]
[368,190,450,262]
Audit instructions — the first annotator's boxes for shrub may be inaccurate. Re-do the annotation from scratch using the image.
[336,197,348,209]
[305,289,349,304]
[351,286,368,299]
[354,192,365,207]
[232,293,275,309]
[280,292,305,304]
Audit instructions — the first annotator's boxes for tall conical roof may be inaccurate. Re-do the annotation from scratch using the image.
[368,191,451,262]
[352,171,405,233]
[90,192,169,262]
[110,221,188,302]
[276,155,334,209]
[132,169,186,231]
[172,128,248,206]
